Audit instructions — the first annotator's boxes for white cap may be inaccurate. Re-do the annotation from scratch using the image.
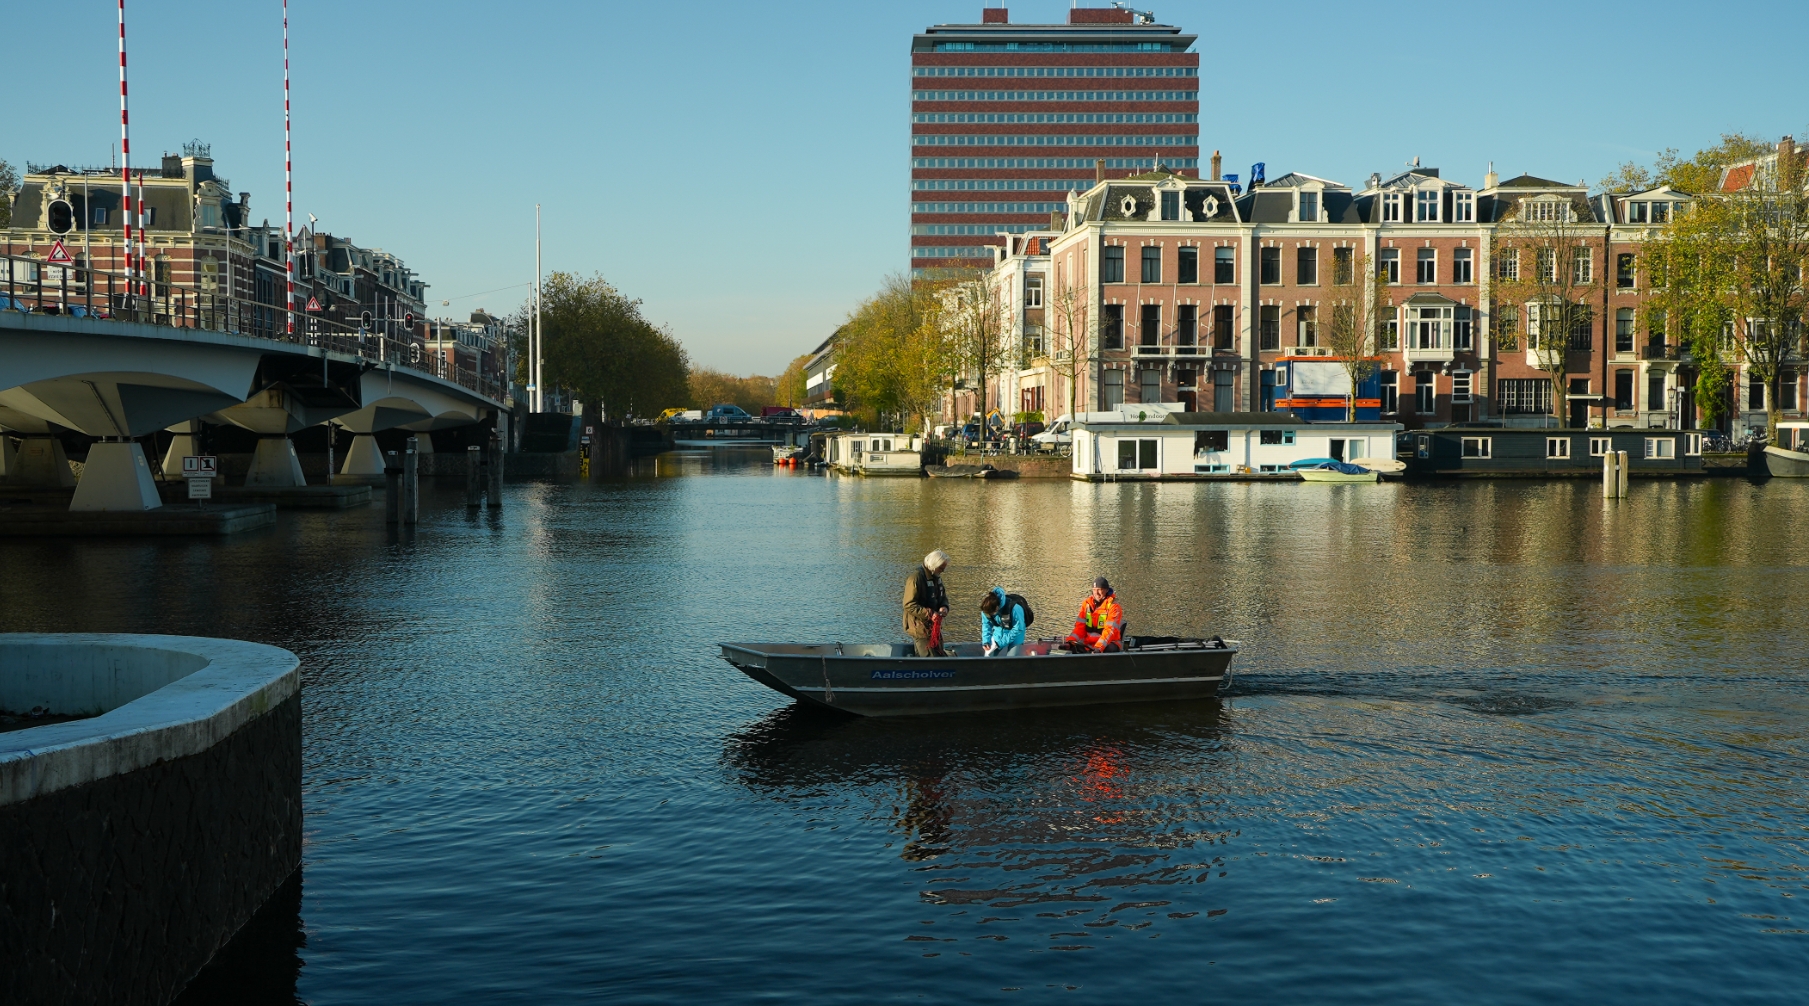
[924,550,950,571]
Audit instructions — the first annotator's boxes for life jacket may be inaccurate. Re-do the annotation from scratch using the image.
[990,588,1036,630]
[1073,591,1124,647]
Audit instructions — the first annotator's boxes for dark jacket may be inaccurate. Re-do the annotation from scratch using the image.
[902,565,948,639]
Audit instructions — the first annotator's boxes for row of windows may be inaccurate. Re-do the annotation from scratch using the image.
[913,156,1198,169]
[1097,303,1237,350]
[911,201,1067,214]
[932,42,1180,53]
[911,245,995,259]
[913,65,1197,78]
[913,112,1197,124]
[914,133,1198,147]
[1494,247,1593,283]
[911,223,1047,235]
[913,178,1093,191]
[1101,244,1238,285]
[912,90,1198,102]
[1377,189,1477,223]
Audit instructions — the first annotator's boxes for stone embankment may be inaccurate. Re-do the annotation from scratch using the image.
[0,634,302,1006]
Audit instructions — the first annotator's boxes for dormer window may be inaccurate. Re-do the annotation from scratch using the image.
[1651,202,1670,223]
[1524,199,1570,223]
[1628,201,1648,223]
[1415,189,1439,222]
[1453,192,1475,223]
[1160,190,1180,221]
[1383,193,1403,222]
[1299,191,1319,222]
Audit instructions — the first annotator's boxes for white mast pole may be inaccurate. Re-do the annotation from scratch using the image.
[534,203,542,413]
[283,0,295,338]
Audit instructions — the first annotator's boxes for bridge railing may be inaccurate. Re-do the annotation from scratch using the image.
[1,251,507,404]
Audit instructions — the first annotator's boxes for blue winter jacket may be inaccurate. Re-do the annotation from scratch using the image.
[979,586,1027,650]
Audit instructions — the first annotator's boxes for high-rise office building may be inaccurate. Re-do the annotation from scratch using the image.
[909,5,1199,272]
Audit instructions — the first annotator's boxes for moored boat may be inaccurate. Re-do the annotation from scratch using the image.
[1298,463,1378,483]
[1763,445,1809,477]
[720,636,1237,717]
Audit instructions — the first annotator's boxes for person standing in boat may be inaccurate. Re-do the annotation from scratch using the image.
[1065,577,1125,653]
[979,587,1030,657]
[903,550,952,657]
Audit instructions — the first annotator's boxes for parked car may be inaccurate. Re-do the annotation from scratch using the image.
[0,296,33,313]
[1013,421,1046,439]
[656,407,689,423]
[761,406,804,423]
[707,403,753,421]
[1031,416,1073,445]
[671,409,705,423]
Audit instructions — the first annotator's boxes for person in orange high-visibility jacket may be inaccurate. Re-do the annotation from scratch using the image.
[1066,577,1125,652]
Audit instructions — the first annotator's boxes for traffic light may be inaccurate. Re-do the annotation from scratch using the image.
[47,199,74,235]
[403,311,415,328]
[360,310,373,328]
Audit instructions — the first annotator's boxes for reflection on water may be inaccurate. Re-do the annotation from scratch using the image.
[2,456,1805,1003]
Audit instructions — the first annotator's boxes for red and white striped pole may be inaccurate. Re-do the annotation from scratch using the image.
[118,0,133,302]
[283,0,294,337]
[135,170,146,297]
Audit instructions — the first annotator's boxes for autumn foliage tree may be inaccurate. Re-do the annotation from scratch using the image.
[526,272,690,419]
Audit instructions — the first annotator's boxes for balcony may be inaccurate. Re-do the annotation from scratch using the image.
[1639,342,1681,361]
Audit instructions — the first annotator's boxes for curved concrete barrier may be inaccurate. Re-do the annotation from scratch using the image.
[0,633,301,1006]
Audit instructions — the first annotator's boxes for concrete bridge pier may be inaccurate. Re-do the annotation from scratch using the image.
[337,433,388,485]
[246,436,308,487]
[1,435,75,487]
[159,420,202,477]
[69,437,162,511]
[0,433,14,478]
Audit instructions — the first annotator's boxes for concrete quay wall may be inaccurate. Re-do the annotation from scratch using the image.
[0,634,302,1006]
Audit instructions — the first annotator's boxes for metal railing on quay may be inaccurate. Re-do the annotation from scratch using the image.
[1,251,505,402]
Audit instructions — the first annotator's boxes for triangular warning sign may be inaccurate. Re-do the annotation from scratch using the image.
[46,240,73,265]
[305,296,322,312]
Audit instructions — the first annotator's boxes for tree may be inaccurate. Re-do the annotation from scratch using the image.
[528,271,690,420]
[774,352,812,409]
[1647,146,1809,439]
[1045,279,1090,420]
[0,158,17,228]
[932,268,1010,426]
[833,275,947,432]
[1320,249,1390,421]
[1492,193,1602,427]
[1598,133,1775,195]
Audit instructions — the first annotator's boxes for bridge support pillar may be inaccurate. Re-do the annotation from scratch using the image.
[4,436,76,488]
[335,434,387,486]
[245,437,307,487]
[70,439,162,512]
[160,422,202,478]
[0,434,16,479]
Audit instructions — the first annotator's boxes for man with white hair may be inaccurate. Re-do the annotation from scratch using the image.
[903,550,952,657]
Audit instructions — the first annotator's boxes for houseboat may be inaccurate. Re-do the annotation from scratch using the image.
[825,432,923,477]
[1401,427,1709,477]
[1071,410,1404,480]
[1764,422,1809,477]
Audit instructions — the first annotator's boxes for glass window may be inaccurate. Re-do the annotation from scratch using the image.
[1141,246,1162,283]
[1161,191,1180,220]
[1416,248,1437,284]
[1416,190,1439,222]
[1644,437,1675,459]
[1617,253,1636,288]
[1462,436,1491,458]
[1615,309,1635,352]
[1212,305,1233,349]
[1628,202,1648,223]
[1102,304,1124,349]
[1547,437,1571,458]
[1177,304,1197,346]
[1380,248,1400,284]
[1454,307,1473,350]
[1024,276,1043,308]
[1452,371,1472,403]
[1453,192,1475,223]
[1299,192,1318,222]
[1178,246,1198,284]
[1259,428,1294,445]
[1496,248,1519,280]
[1102,245,1125,283]
[1260,247,1281,285]
[1297,247,1317,285]
[1379,370,1399,412]
[1590,437,1612,456]
[1332,247,1354,285]
[1453,248,1473,284]
[1259,306,1280,350]
[1614,369,1634,410]
[1416,375,1436,413]
[1214,246,1235,284]
[1140,305,1161,346]
[1382,193,1402,222]
[1649,371,1666,412]
[1298,306,1317,347]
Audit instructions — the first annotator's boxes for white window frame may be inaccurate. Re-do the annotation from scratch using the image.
[1451,371,1473,403]
[1453,247,1474,284]
[1574,248,1593,284]
[1415,189,1440,222]
[1497,248,1520,281]
[1643,436,1675,459]
[1628,201,1648,223]
[1382,193,1403,222]
[1416,248,1438,284]
[1685,433,1703,456]
[1116,437,1160,471]
[1298,191,1319,222]
[1452,192,1475,223]
[1546,437,1571,459]
[1379,248,1401,284]
[1416,377,1437,414]
[1024,276,1043,308]
[1461,436,1492,458]
[1589,437,1612,457]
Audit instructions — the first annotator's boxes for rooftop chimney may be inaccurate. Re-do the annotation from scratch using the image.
[1780,135,1798,188]
[1484,162,1499,189]
[982,7,1008,23]
[1096,158,1105,187]
[1210,150,1222,180]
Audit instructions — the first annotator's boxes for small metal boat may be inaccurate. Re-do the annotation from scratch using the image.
[1298,461,1379,483]
[720,636,1238,717]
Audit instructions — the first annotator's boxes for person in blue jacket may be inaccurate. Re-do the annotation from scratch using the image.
[979,587,1027,657]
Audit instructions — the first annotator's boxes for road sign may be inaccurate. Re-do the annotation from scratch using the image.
[181,455,219,478]
[585,426,595,435]
[305,296,322,312]
[187,478,213,500]
[46,240,74,265]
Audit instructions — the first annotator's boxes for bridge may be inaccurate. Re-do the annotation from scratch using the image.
[0,258,507,512]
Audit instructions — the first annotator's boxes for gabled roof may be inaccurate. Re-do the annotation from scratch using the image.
[1264,172,1346,190]
[1495,173,1575,189]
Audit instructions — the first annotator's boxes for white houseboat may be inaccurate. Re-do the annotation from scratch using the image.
[825,433,924,477]
[1071,410,1403,480]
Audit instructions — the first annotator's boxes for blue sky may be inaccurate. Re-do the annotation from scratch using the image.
[8,1,1805,374]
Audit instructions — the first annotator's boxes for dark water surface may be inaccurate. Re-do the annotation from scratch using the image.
[4,454,1805,1003]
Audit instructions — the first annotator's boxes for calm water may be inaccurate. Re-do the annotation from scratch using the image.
[4,455,1806,1003]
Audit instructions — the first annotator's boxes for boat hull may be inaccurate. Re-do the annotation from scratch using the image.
[720,639,1236,716]
[1763,446,1809,477]
[1298,468,1378,483]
